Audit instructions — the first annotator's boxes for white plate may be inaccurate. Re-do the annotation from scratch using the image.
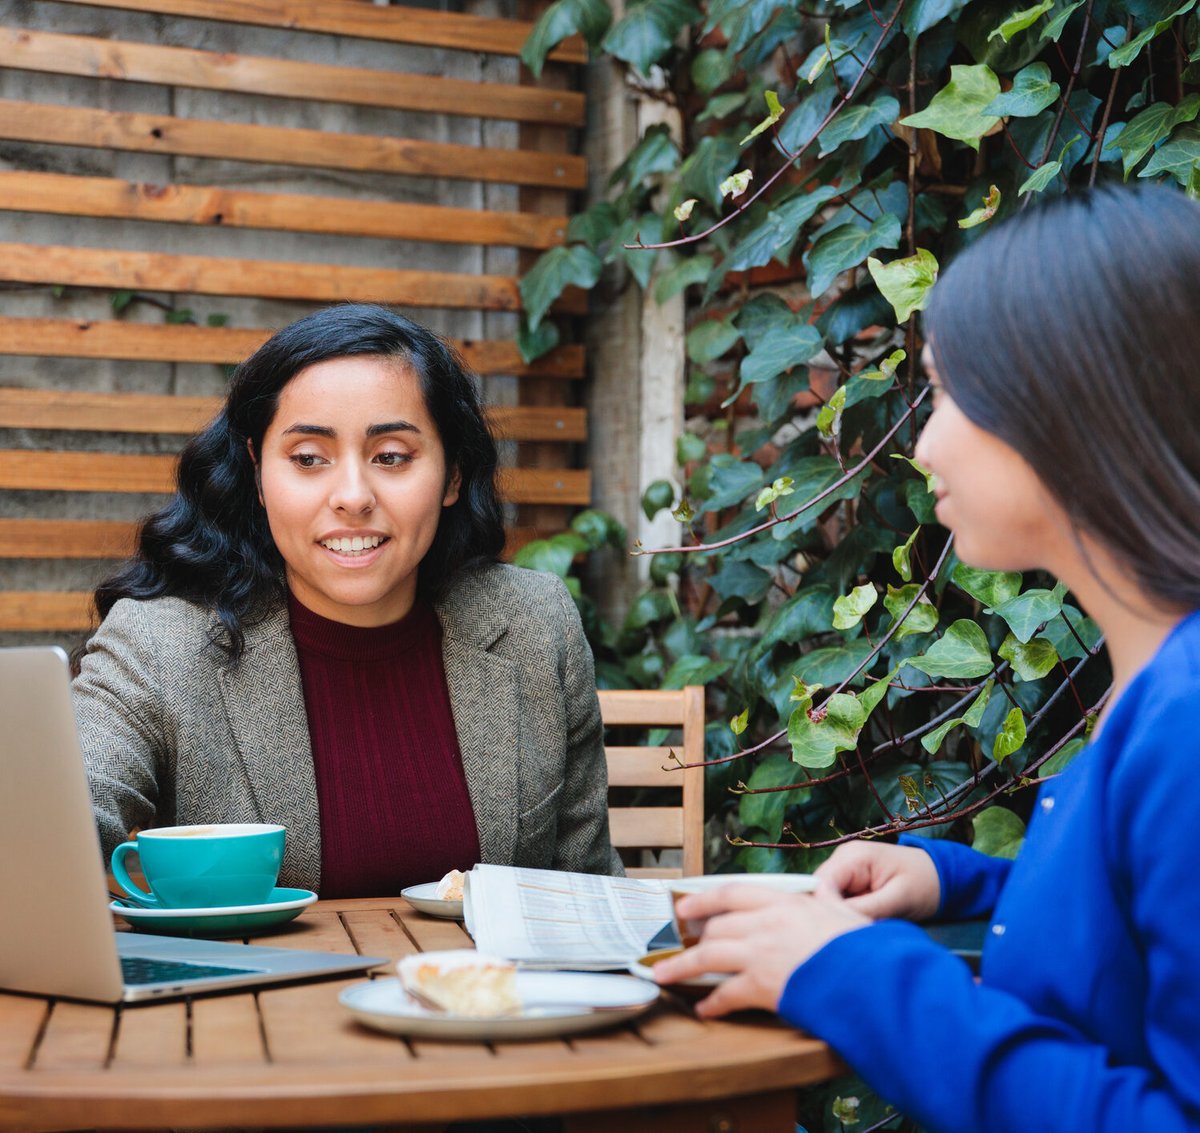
[629,947,728,991]
[401,882,464,921]
[339,973,659,1040]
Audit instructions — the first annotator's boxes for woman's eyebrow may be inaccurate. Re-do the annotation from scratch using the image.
[281,423,335,438]
[367,420,421,437]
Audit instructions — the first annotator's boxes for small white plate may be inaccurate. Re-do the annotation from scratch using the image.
[629,947,728,991]
[401,882,464,921]
[340,973,659,1040]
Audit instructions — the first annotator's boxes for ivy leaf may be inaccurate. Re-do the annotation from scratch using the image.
[723,185,840,275]
[892,527,920,581]
[817,94,901,157]
[739,754,811,841]
[998,633,1060,680]
[806,214,902,298]
[567,201,619,251]
[1041,736,1087,776]
[992,582,1066,642]
[832,583,878,630]
[686,316,740,363]
[883,583,940,639]
[1040,0,1086,41]
[971,806,1025,857]
[710,559,773,603]
[905,619,994,679]
[905,0,970,37]
[673,199,698,222]
[655,254,713,303]
[1018,136,1079,195]
[921,678,993,753]
[993,707,1027,762]
[983,63,1060,117]
[602,0,702,76]
[899,64,1002,150]
[959,185,1002,228]
[678,134,743,208]
[521,0,613,77]
[519,245,602,331]
[989,0,1055,42]
[608,123,680,190]
[756,475,796,511]
[731,707,749,735]
[867,249,939,323]
[857,348,907,384]
[1114,96,1200,177]
[1108,0,1198,69]
[676,430,707,464]
[738,324,824,387]
[516,317,560,363]
[757,585,837,650]
[513,536,578,577]
[1140,124,1200,182]
[788,693,867,770]
[741,90,787,145]
[892,453,936,492]
[952,563,1022,607]
[642,479,676,520]
[701,454,764,510]
[719,169,754,198]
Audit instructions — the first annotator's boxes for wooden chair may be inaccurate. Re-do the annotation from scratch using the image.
[598,686,705,879]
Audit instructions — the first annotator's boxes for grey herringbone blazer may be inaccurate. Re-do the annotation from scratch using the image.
[74,564,622,890]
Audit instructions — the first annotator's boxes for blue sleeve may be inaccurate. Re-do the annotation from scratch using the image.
[898,833,1012,920]
[778,921,1200,1133]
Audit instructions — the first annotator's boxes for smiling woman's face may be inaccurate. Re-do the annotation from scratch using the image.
[255,354,459,627]
[914,349,1071,575]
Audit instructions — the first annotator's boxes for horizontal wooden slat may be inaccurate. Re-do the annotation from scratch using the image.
[0,28,585,127]
[598,689,691,727]
[0,591,94,632]
[0,452,590,504]
[0,389,587,442]
[0,101,585,190]
[0,319,585,378]
[606,748,684,787]
[0,171,567,250]
[608,808,684,848]
[0,243,588,314]
[51,0,588,63]
[625,866,684,879]
[0,518,137,559]
[0,519,555,562]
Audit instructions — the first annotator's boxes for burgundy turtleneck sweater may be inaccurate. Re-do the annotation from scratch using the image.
[287,593,481,898]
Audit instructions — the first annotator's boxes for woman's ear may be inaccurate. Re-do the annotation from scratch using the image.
[443,466,462,508]
[246,439,264,506]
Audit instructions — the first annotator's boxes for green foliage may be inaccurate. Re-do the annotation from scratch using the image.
[519,0,1170,951]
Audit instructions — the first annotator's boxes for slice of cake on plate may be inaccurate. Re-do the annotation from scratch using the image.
[398,950,520,1017]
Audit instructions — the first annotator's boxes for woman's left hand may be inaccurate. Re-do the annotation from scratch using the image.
[652,882,872,1017]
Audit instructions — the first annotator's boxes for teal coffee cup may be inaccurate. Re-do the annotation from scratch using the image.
[110,823,286,909]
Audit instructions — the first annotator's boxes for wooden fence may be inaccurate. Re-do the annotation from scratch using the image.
[0,0,587,638]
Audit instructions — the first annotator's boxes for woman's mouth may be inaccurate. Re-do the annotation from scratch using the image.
[320,535,387,556]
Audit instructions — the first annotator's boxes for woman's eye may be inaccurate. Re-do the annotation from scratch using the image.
[375,451,413,467]
[289,452,325,469]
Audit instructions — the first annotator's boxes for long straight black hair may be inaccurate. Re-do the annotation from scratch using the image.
[94,304,505,657]
[925,183,1200,610]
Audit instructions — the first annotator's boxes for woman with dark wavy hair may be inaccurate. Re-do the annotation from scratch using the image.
[75,303,620,896]
[656,184,1200,1131]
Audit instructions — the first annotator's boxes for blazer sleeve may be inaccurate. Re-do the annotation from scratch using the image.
[548,578,625,877]
[71,599,172,863]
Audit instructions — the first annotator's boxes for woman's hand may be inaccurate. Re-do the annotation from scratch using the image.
[815,840,941,922]
[652,882,871,1017]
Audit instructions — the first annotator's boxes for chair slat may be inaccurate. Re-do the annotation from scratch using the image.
[0,591,93,632]
[604,748,683,787]
[0,171,567,251]
[0,101,586,190]
[608,808,684,848]
[0,28,585,127]
[50,0,588,62]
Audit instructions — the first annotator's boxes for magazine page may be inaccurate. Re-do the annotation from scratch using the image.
[463,864,673,970]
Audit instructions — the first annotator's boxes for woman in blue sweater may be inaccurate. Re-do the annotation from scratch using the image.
[655,184,1200,1131]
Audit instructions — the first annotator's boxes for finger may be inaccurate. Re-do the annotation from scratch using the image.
[842,888,898,919]
[675,883,783,919]
[692,972,768,1018]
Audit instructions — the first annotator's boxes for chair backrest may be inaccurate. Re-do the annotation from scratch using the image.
[597,687,704,879]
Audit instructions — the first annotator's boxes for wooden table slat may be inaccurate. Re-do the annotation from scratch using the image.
[108,1001,188,1069]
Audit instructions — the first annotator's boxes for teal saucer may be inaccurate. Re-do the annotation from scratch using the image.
[110,886,317,938]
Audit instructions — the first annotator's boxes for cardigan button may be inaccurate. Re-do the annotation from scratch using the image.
[991,923,1006,937]
[1040,796,1055,812]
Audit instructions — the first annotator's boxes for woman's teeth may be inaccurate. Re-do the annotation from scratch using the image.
[321,535,383,554]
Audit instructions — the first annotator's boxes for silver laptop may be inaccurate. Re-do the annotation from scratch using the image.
[0,646,384,1003]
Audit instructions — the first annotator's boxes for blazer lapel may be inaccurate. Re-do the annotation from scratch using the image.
[438,578,520,866]
[215,603,322,890]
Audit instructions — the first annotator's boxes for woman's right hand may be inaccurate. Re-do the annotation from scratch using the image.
[815,840,941,922]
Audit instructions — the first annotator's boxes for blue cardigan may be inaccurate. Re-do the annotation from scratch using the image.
[778,608,1200,1132]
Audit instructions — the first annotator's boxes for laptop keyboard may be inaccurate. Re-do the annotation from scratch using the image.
[121,955,260,985]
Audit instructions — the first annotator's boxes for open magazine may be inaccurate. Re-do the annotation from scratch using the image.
[463,864,675,970]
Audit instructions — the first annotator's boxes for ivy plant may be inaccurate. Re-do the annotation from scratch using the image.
[520,0,1194,878]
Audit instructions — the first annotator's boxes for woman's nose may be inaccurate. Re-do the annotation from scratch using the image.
[329,462,376,513]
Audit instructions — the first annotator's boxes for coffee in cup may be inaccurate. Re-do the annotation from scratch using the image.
[669,873,818,947]
[110,823,285,909]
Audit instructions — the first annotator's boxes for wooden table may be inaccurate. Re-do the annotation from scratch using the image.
[0,897,843,1133]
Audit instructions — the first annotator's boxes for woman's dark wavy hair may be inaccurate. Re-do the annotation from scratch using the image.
[94,303,505,657]
[925,183,1200,610]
